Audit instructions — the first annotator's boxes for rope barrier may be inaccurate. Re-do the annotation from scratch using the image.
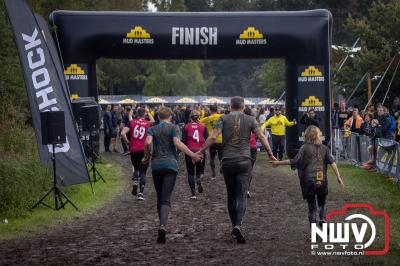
[363,54,397,112]
[345,72,367,103]
[382,56,400,105]
[337,38,360,73]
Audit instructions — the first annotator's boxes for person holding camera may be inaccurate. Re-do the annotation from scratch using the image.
[300,108,320,128]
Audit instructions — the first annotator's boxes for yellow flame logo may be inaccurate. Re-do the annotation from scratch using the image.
[70,94,80,100]
[126,26,151,39]
[239,27,264,39]
[301,96,323,107]
[301,66,322,77]
[64,64,85,75]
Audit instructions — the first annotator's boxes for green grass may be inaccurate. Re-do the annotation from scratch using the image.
[0,158,124,240]
[327,164,400,259]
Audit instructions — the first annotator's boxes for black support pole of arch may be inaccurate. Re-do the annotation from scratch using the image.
[51,10,333,157]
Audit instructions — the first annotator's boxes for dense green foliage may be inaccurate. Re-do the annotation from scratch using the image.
[0,4,45,218]
[257,59,286,99]
[334,1,400,106]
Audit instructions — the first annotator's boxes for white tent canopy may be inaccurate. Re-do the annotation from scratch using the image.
[98,95,284,106]
[144,97,168,103]
[175,97,198,104]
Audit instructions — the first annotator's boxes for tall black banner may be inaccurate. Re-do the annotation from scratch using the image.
[4,0,89,185]
[297,65,327,141]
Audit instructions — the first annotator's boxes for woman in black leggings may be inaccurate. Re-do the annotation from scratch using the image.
[143,107,202,243]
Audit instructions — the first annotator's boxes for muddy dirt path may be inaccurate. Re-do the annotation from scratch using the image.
[0,152,386,265]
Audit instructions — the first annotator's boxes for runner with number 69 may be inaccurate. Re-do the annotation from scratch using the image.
[121,107,154,200]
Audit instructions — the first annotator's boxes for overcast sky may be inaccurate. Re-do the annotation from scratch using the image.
[147,2,157,12]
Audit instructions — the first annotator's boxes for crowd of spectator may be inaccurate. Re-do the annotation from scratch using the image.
[331,97,400,171]
[332,97,400,141]
[100,97,400,162]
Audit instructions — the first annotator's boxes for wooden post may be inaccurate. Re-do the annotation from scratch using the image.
[367,71,372,106]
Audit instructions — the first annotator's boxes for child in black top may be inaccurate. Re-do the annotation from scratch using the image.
[271,125,344,226]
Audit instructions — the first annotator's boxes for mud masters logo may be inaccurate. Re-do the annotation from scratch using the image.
[311,204,390,256]
[122,26,154,45]
[236,27,267,45]
[64,64,87,81]
[298,65,325,82]
[299,96,325,112]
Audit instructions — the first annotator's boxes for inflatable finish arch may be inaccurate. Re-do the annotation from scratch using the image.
[50,10,332,157]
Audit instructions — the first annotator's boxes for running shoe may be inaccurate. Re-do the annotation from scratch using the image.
[232,226,246,244]
[211,169,216,179]
[131,182,138,196]
[138,193,145,201]
[246,191,251,198]
[190,195,197,200]
[157,226,166,243]
[198,183,204,194]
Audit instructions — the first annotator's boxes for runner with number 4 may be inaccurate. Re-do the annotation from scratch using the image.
[182,111,208,199]
[121,107,154,200]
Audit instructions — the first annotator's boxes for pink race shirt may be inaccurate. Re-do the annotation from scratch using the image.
[250,132,257,149]
[129,118,151,152]
[184,122,206,151]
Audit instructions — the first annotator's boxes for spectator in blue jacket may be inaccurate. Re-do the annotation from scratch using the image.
[377,105,395,140]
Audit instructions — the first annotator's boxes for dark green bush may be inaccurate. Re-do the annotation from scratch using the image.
[0,126,50,218]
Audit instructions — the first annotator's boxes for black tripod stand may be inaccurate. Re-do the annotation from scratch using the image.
[86,129,106,183]
[31,144,79,211]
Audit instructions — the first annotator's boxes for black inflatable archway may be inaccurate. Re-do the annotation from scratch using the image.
[50,10,332,157]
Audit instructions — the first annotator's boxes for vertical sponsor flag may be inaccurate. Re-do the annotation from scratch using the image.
[4,0,89,185]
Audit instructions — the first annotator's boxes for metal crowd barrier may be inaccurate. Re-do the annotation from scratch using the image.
[375,138,399,179]
[333,129,400,182]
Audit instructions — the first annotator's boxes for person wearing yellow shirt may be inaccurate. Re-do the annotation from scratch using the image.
[200,108,206,119]
[396,116,400,142]
[200,105,223,179]
[262,106,296,160]
[195,104,206,119]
